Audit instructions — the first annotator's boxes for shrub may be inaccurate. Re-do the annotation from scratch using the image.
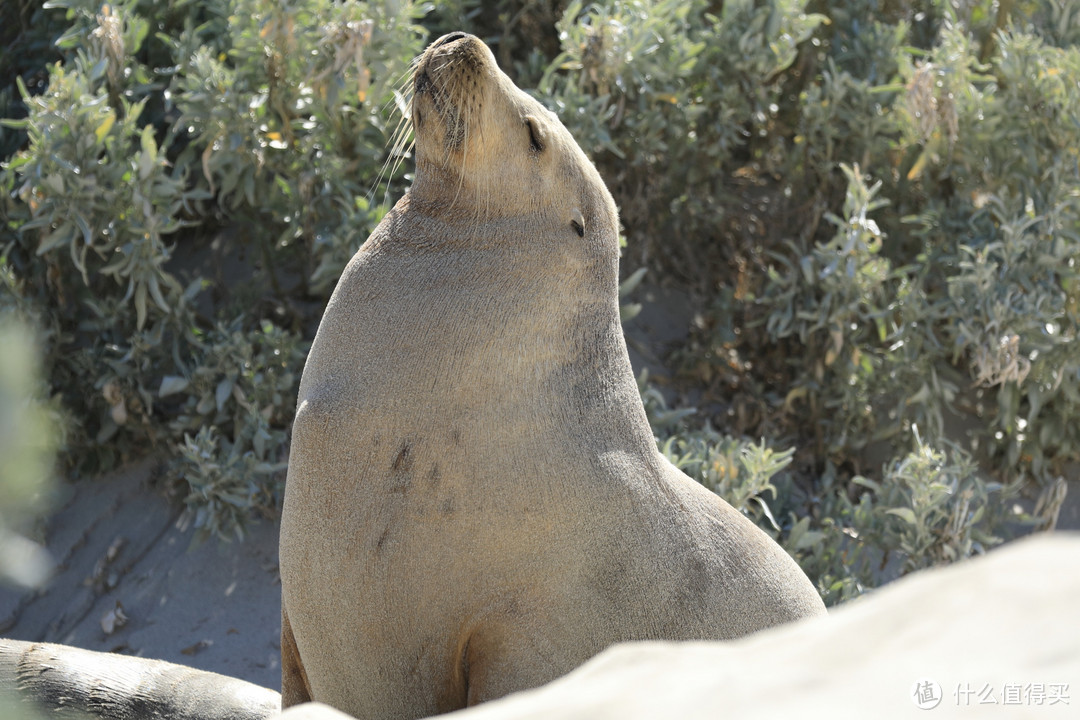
[554,0,1075,598]
[640,374,1009,605]
[1,0,422,538]
[545,0,1076,509]
[540,0,824,253]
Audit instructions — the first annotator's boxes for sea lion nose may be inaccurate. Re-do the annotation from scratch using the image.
[433,32,469,48]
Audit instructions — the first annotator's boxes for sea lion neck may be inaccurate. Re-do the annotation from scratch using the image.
[406,162,479,212]
[308,197,655,463]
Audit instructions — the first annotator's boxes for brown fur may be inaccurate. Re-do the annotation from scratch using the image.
[279,33,826,720]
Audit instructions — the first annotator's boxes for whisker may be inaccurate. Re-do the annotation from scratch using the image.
[369,66,417,204]
[452,102,468,211]
[380,62,417,117]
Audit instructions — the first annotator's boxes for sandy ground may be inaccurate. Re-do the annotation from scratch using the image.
[2,283,1077,693]
[0,458,283,689]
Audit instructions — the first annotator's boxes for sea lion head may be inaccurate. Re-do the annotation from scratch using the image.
[408,33,616,254]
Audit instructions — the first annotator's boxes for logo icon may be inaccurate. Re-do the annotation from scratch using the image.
[912,679,943,710]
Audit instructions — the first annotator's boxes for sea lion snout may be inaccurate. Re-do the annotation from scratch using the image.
[431,31,469,49]
[411,32,491,158]
[415,31,488,88]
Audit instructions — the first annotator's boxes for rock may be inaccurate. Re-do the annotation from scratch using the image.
[432,533,1079,720]
[0,639,280,720]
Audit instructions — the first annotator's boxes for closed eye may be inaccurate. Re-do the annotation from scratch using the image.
[571,209,585,237]
[526,117,544,153]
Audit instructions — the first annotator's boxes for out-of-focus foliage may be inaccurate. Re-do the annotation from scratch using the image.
[0,301,60,588]
[1,0,1071,572]
[0,258,57,720]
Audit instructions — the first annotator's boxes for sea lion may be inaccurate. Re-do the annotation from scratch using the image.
[279,31,826,720]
